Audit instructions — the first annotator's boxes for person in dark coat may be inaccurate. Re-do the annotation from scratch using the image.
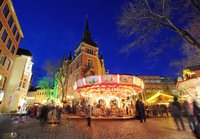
[136,99,146,123]
[171,96,185,131]
[139,100,146,123]
[135,99,140,119]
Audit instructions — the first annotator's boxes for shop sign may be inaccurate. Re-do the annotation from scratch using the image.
[102,74,117,83]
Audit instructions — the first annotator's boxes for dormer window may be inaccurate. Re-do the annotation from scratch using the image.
[87,49,94,55]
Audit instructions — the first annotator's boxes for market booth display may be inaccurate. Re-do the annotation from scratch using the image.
[177,77,200,99]
[74,74,144,118]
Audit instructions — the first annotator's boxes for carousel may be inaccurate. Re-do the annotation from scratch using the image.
[176,69,200,100]
[74,74,144,118]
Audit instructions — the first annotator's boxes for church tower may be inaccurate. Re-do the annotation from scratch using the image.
[64,17,106,98]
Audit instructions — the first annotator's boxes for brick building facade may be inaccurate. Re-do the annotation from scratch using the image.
[61,18,106,99]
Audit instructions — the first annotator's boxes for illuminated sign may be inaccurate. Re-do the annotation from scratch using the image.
[102,74,117,83]
[85,76,99,85]
[120,75,133,84]
[77,79,84,87]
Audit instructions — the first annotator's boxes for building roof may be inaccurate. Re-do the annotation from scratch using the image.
[186,65,200,71]
[77,17,98,48]
[17,48,32,56]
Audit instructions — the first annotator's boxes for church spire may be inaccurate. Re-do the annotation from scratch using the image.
[67,51,72,60]
[81,16,98,47]
[84,16,89,33]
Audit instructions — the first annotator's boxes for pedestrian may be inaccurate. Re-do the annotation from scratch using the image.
[135,99,140,120]
[139,100,146,123]
[86,105,91,126]
[193,96,200,138]
[170,96,186,131]
[183,97,195,132]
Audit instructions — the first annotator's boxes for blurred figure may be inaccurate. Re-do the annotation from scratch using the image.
[193,94,200,138]
[171,96,185,131]
[183,97,195,132]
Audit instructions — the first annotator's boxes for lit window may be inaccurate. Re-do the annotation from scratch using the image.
[4,59,10,70]
[6,38,12,50]
[0,53,6,66]
[12,25,17,35]
[2,4,9,18]
[0,75,6,90]
[1,29,8,43]
[87,59,92,68]
[8,15,13,27]
[10,45,15,55]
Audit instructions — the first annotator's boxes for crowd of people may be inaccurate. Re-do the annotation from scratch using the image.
[23,96,200,137]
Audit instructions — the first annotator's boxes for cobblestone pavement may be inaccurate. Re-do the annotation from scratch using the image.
[0,116,196,139]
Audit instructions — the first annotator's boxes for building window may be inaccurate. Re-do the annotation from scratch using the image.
[4,59,10,70]
[87,59,93,68]
[2,4,9,18]
[12,25,17,35]
[8,15,13,27]
[15,32,19,42]
[87,49,94,55]
[0,75,6,90]
[1,29,8,43]
[0,0,4,7]
[6,38,12,50]
[22,82,26,88]
[0,53,6,66]
[0,21,3,31]
[10,45,15,55]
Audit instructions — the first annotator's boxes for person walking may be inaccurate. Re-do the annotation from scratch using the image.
[183,97,195,132]
[86,105,91,126]
[171,96,186,131]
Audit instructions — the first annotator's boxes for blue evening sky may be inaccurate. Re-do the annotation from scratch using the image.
[12,0,182,85]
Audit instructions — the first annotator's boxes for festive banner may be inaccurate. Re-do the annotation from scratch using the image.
[101,74,117,84]
[85,76,99,85]
[120,75,133,84]
[76,79,85,87]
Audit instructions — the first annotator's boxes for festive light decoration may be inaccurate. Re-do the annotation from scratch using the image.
[75,74,144,108]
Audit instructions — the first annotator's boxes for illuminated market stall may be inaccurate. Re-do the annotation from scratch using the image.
[74,74,144,118]
[177,68,200,100]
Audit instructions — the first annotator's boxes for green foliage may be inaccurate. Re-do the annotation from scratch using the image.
[37,76,54,98]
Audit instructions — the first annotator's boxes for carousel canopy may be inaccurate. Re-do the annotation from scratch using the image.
[74,74,144,98]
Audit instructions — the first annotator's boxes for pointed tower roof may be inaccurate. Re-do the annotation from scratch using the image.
[60,53,66,66]
[67,51,72,60]
[81,17,98,47]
